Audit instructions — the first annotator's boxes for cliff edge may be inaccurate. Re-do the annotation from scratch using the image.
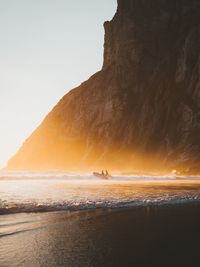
[8,0,200,173]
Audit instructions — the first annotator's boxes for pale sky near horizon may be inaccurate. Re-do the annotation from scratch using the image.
[0,0,117,168]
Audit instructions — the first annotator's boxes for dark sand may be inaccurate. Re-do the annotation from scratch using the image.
[1,204,200,267]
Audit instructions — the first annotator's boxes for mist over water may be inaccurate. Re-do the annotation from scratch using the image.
[1,171,200,214]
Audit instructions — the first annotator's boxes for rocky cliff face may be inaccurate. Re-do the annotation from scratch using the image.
[8,0,200,173]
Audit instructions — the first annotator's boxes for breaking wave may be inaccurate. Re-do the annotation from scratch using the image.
[1,171,200,215]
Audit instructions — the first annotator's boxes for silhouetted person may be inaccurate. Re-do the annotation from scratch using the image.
[101,170,104,175]
[106,170,108,176]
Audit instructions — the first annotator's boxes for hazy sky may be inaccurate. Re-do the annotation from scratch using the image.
[0,0,117,168]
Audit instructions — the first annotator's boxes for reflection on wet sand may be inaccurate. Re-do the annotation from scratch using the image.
[1,204,200,267]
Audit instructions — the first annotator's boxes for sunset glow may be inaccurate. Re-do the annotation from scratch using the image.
[1,1,200,266]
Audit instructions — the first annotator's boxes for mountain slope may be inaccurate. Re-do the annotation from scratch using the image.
[8,0,200,173]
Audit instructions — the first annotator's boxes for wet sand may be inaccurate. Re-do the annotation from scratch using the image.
[0,204,200,267]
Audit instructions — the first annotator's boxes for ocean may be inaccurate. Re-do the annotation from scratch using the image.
[1,172,200,266]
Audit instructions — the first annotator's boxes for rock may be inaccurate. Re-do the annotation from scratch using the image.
[7,0,200,174]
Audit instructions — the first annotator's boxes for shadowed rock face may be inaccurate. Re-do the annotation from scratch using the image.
[7,0,200,173]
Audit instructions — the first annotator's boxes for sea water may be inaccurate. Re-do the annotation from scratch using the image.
[1,171,200,267]
[1,171,200,214]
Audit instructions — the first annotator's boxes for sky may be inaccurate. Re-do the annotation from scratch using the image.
[0,0,117,168]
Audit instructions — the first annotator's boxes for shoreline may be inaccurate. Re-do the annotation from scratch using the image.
[1,203,200,266]
[1,197,200,216]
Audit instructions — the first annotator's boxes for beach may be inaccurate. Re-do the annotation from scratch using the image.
[1,173,200,266]
[2,0,200,266]
[0,204,200,267]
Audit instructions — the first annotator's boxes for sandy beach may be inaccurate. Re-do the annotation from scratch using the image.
[2,0,200,266]
[1,203,200,267]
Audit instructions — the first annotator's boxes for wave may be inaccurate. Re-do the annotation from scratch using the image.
[1,171,200,215]
[0,170,196,181]
[1,195,200,215]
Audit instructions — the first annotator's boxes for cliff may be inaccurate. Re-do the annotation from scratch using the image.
[8,0,200,173]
